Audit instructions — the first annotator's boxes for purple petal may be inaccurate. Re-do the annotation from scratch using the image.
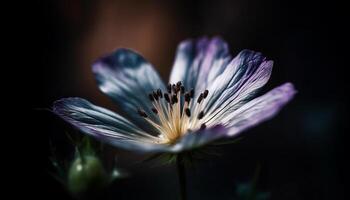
[221,83,296,136]
[203,50,273,123]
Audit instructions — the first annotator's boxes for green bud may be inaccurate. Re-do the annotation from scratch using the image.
[67,155,107,195]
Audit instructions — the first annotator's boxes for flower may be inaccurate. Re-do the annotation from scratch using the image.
[53,37,296,153]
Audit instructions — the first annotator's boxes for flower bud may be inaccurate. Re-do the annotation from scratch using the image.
[67,155,107,195]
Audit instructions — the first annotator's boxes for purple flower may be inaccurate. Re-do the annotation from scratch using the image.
[53,37,296,153]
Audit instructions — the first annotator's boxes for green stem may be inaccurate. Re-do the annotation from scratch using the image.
[176,155,187,200]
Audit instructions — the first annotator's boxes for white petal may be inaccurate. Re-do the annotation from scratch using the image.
[53,97,167,152]
[92,48,166,134]
[203,50,273,124]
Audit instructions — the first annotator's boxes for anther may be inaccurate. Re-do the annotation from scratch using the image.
[198,111,204,119]
[180,86,185,94]
[176,81,182,87]
[184,92,191,102]
[172,84,177,93]
[151,107,158,114]
[153,91,159,101]
[203,90,209,98]
[167,84,172,93]
[185,108,191,117]
[174,84,181,93]
[189,88,194,98]
[200,123,206,130]
[157,89,163,98]
[164,93,170,103]
[171,94,178,104]
[148,93,154,102]
[197,93,204,103]
[137,108,148,118]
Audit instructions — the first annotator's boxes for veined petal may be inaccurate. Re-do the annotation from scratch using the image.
[219,83,296,136]
[169,37,231,95]
[203,50,273,123]
[92,49,166,134]
[53,97,166,152]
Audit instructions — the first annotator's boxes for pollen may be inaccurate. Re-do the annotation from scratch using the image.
[136,82,209,144]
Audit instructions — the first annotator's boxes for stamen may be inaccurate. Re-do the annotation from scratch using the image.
[170,84,176,94]
[148,93,154,102]
[198,111,204,119]
[171,94,178,104]
[180,86,185,94]
[167,84,172,93]
[185,108,191,117]
[173,83,181,93]
[189,88,194,98]
[176,81,182,87]
[200,123,206,130]
[164,93,170,103]
[153,91,159,101]
[157,89,163,98]
[197,93,204,103]
[151,107,158,114]
[184,92,191,102]
[137,108,148,118]
[138,85,209,144]
[203,90,209,98]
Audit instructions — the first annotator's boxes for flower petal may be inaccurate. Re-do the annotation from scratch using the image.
[218,83,296,136]
[169,38,273,121]
[92,49,166,133]
[203,50,273,123]
[169,37,231,93]
[53,97,167,152]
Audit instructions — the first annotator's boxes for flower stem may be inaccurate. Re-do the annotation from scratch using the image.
[176,154,187,200]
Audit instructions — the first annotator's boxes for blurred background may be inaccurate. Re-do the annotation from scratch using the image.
[28,0,346,199]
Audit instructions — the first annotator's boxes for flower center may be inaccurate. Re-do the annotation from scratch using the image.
[137,81,209,144]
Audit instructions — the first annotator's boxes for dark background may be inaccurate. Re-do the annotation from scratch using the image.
[24,0,346,199]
